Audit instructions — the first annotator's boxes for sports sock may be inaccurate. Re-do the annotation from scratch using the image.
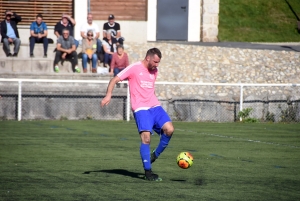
[154,134,172,158]
[140,143,151,170]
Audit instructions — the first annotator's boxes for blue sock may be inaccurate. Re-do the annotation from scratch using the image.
[155,134,172,158]
[140,143,151,170]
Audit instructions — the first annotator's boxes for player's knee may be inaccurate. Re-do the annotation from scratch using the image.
[163,123,174,136]
[140,132,151,144]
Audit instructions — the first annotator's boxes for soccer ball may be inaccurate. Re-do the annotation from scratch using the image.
[176,152,194,169]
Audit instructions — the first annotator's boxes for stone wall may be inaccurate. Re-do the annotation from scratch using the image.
[124,42,300,106]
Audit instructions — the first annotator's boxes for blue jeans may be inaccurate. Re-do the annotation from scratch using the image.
[29,36,48,55]
[104,53,112,65]
[74,39,79,49]
[97,39,102,53]
[113,68,125,76]
[82,53,98,69]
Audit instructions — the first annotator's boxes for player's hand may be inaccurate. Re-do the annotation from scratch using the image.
[8,38,13,43]
[101,96,111,107]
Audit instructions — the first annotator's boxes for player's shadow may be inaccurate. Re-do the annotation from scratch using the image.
[83,169,145,180]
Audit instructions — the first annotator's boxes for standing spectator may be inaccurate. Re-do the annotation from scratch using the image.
[29,14,48,58]
[54,29,80,73]
[102,30,117,67]
[81,30,97,73]
[0,10,21,57]
[103,14,124,45]
[80,13,102,56]
[54,13,78,48]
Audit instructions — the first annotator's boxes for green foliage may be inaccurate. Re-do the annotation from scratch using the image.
[86,115,94,120]
[265,111,275,122]
[59,116,68,121]
[219,0,300,42]
[238,108,259,123]
[279,103,299,122]
[1,121,300,200]
[238,108,253,119]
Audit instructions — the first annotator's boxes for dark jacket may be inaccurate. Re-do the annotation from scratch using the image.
[0,12,22,42]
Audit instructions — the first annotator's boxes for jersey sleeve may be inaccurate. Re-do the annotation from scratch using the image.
[116,23,121,31]
[103,23,108,31]
[43,22,48,30]
[30,22,34,31]
[117,64,135,81]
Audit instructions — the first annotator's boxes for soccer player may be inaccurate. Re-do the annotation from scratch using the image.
[101,48,174,181]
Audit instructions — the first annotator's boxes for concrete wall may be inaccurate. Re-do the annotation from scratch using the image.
[147,0,202,42]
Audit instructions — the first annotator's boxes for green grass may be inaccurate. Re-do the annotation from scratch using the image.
[219,0,300,42]
[1,120,300,200]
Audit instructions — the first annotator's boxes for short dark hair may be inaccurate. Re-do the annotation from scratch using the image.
[146,48,162,59]
[117,45,124,50]
[36,14,43,18]
[5,10,11,15]
[62,28,69,33]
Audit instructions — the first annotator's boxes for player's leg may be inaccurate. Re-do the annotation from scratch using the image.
[140,131,152,171]
[151,106,174,163]
[134,110,161,181]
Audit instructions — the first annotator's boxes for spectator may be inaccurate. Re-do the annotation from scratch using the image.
[80,13,102,57]
[103,14,124,45]
[110,45,129,76]
[102,30,117,67]
[0,10,21,57]
[110,45,129,88]
[53,29,80,73]
[81,30,97,73]
[54,13,79,48]
[29,14,48,58]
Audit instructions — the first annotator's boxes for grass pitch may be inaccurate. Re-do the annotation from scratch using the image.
[219,0,300,42]
[0,121,300,201]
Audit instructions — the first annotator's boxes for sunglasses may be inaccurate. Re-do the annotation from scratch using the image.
[87,34,93,36]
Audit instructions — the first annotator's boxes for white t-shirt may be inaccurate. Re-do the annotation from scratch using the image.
[80,22,100,37]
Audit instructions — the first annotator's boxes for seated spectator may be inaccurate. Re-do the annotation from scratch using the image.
[102,30,117,67]
[29,14,48,58]
[80,13,102,59]
[54,13,78,48]
[0,10,21,57]
[110,45,129,76]
[81,30,97,73]
[103,14,124,45]
[110,45,129,88]
[53,29,80,73]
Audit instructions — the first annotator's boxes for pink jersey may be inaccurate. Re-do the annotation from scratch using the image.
[117,61,160,111]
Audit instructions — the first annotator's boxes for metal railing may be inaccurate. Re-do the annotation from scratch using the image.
[0,78,299,122]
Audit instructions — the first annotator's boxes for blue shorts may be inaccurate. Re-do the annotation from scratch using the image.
[133,106,171,135]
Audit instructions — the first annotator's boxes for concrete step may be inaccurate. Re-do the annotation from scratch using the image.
[0,43,60,59]
[0,57,108,74]
[0,72,112,80]
[0,43,108,74]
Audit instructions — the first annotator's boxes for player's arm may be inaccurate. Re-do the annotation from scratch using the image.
[101,76,121,107]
